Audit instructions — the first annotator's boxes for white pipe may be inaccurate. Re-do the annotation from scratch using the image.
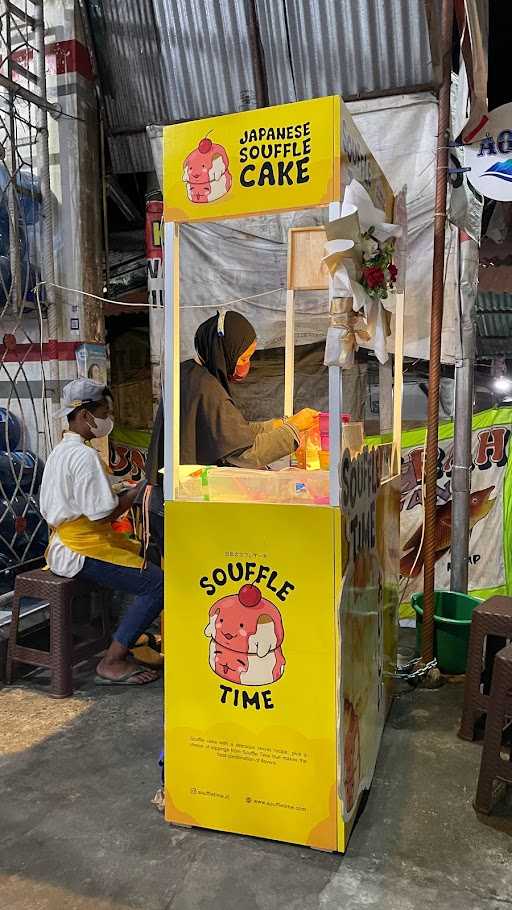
[328,201,342,507]
[163,222,178,502]
[391,290,405,475]
[284,289,295,417]
[329,366,342,506]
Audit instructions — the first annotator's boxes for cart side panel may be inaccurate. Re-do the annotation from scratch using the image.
[164,500,339,851]
[336,452,400,851]
[340,105,395,221]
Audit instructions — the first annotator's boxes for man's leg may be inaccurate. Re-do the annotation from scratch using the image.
[77,558,163,683]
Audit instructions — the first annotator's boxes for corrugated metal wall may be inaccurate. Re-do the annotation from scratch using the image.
[87,0,437,174]
[475,292,512,356]
[155,0,266,116]
[91,0,169,172]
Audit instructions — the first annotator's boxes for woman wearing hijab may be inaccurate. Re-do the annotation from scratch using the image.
[180,310,317,467]
[140,310,317,563]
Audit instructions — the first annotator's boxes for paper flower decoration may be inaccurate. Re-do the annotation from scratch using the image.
[322,181,402,367]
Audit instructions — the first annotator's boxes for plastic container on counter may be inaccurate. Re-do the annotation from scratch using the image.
[206,467,329,506]
[319,412,351,451]
[318,450,330,470]
[295,411,350,469]
[207,468,286,503]
[296,469,329,504]
[295,421,322,470]
[177,465,207,500]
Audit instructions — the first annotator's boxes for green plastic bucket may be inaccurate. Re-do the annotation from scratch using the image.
[411,590,481,675]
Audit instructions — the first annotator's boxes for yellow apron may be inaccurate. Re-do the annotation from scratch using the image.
[54,515,144,569]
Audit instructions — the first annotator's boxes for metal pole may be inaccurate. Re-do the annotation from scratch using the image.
[163,221,179,503]
[35,1,59,443]
[450,233,478,593]
[35,4,56,335]
[100,113,110,296]
[422,0,454,663]
[3,4,21,313]
[450,358,473,591]
[328,201,343,508]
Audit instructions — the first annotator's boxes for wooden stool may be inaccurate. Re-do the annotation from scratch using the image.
[474,643,512,814]
[459,596,512,741]
[5,568,111,698]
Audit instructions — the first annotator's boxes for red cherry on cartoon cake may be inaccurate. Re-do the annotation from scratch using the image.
[238,584,262,608]
[198,137,213,154]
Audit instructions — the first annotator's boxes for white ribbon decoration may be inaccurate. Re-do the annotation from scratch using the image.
[322,180,402,365]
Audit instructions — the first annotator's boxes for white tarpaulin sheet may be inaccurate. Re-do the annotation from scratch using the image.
[351,94,460,363]
[150,93,460,363]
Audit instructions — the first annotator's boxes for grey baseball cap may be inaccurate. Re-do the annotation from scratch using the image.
[54,379,110,419]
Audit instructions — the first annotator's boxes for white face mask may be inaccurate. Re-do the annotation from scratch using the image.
[87,415,114,438]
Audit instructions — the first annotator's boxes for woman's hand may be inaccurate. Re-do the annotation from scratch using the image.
[287,408,319,432]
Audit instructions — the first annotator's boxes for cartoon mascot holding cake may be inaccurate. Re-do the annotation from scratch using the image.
[204,584,285,686]
[183,135,232,204]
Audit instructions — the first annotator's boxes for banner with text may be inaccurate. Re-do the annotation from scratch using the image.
[399,408,512,611]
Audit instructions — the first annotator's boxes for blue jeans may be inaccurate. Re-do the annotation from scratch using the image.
[77,558,163,649]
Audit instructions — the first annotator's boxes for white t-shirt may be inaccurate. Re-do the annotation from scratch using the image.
[39,432,118,578]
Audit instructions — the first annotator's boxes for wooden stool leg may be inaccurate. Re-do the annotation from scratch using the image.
[50,590,73,698]
[482,634,503,694]
[459,621,485,741]
[5,591,22,684]
[474,659,508,814]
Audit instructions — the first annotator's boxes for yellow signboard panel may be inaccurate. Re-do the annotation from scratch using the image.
[164,501,339,850]
[163,96,341,223]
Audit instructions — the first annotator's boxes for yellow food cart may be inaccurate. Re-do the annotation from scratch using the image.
[162,96,404,852]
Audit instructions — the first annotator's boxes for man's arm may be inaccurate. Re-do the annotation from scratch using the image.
[106,482,145,522]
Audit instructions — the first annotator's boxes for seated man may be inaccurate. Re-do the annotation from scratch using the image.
[40,379,161,686]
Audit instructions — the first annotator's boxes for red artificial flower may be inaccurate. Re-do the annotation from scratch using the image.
[362,266,385,289]
[388,263,398,282]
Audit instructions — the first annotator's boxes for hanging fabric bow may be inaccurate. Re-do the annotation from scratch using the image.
[323,297,372,369]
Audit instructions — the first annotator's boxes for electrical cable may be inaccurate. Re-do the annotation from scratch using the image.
[35,280,288,310]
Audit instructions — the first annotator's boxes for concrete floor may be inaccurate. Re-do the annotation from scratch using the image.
[1,666,512,910]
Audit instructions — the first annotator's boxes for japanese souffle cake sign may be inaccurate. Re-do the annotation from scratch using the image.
[163,96,341,222]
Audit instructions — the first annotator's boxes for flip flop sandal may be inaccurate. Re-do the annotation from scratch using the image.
[95,667,160,686]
